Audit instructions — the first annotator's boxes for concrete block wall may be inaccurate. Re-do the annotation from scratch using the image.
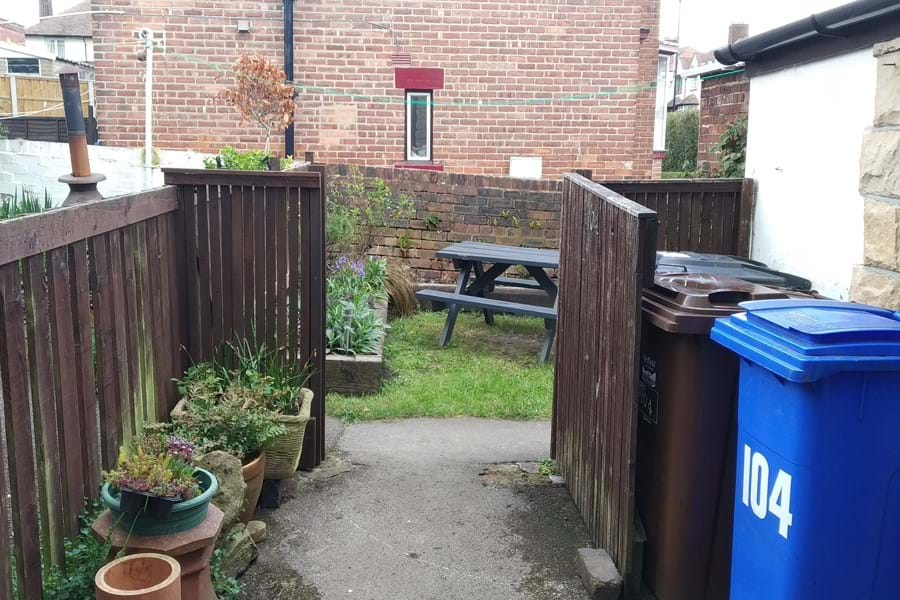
[852,38,900,309]
[0,139,209,204]
[325,164,562,281]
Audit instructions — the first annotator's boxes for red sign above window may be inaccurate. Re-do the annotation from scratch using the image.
[395,68,444,90]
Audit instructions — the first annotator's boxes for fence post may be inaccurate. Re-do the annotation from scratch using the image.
[9,75,17,116]
[737,178,755,258]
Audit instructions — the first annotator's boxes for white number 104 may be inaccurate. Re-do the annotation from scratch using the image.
[742,444,794,539]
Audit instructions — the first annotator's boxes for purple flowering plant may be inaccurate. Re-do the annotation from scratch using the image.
[103,433,201,501]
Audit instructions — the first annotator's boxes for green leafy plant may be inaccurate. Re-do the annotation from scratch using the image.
[220,337,314,415]
[424,214,442,231]
[662,109,699,173]
[500,210,512,220]
[42,499,112,600]
[712,117,748,178]
[510,215,521,228]
[327,166,415,254]
[103,434,201,500]
[538,458,557,477]
[326,295,386,355]
[0,121,8,139]
[326,199,357,254]
[1,186,52,220]
[328,256,388,301]
[203,146,291,171]
[211,548,243,600]
[528,219,543,231]
[396,233,412,253]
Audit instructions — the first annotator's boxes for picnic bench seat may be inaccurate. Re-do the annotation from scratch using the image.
[415,289,556,362]
[492,277,544,290]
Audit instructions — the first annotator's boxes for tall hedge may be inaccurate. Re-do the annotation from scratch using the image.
[662,109,699,173]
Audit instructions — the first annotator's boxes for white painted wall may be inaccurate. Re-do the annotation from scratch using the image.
[746,49,876,300]
[25,36,93,63]
[0,139,211,204]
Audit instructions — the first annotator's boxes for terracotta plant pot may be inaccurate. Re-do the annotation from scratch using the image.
[239,452,266,523]
[95,553,181,600]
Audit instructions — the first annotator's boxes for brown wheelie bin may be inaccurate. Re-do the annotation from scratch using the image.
[635,273,814,600]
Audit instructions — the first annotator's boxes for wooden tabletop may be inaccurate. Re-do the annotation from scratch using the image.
[436,242,560,269]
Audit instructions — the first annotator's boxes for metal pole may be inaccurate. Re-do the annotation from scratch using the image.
[283,0,295,159]
[142,28,154,172]
[671,0,682,111]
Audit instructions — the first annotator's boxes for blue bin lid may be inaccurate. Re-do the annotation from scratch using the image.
[710,299,900,382]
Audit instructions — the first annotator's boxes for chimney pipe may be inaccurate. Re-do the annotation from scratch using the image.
[39,0,53,18]
[728,23,750,46]
[58,70,105,205]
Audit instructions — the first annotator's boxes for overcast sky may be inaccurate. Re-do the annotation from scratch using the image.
[659,0,851,51]
[6,0,851,51]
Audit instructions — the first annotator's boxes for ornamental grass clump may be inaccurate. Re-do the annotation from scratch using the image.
[103,433,201,501]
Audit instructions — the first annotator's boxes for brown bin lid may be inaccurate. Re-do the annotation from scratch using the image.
[642,273,803,334]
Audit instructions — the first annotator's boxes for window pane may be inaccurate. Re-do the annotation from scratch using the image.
[7,58,40,75]
[409,97,429,159]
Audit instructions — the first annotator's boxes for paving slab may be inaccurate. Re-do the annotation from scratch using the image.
[243,418,592,600]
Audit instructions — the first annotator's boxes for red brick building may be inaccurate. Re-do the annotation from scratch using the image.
[697,70,748,175]
[92,0,663,178]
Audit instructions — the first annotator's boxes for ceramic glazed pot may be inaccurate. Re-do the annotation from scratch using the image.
[95,553,181,600]
[101,469,218,536]
[239,452,266,523]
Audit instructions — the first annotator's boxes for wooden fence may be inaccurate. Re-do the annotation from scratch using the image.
[0,169,326,597]
[163,168,327,469]
[2,113,99,144]
[552,174,658,596]
[603,178,753,257]
[0,74,90,118]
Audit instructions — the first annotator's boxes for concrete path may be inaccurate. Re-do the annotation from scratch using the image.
[244,417,592,600]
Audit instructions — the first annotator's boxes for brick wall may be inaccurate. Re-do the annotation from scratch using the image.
[698,71,748,175]
[325,163,562,281]
[92,0,662,179]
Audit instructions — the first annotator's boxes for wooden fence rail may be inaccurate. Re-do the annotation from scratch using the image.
[604,178,752,257]
[0,169,327,597]
[552,174,658,596]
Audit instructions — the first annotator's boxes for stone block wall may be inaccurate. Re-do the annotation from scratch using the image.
[852,38,900,309]
[325,164,562,282]
[698,71,749,175]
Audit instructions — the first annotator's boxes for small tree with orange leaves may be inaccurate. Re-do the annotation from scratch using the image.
[219,54,296,155]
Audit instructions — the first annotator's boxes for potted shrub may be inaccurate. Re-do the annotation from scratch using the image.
[170,367,286,522]
[100,434,218,536]
[226,339,315,480]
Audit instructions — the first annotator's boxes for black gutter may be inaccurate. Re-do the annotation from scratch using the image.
[714,0,900,65]
[284,0,295,159]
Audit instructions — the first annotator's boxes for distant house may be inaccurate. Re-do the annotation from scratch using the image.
[0,21,26,45]
[665,45,715,112]
[713,0,900,303]
[25,0,93,65]
[0,41,93,79]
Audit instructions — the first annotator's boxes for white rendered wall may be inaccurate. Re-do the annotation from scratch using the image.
[746,49,876,300]
[0,139,210,203]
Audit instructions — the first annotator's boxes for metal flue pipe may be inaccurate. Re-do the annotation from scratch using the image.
[58,69,105,205]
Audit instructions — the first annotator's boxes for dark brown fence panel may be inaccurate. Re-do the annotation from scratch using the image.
[163,168,327,470]
[603,179,752,257]
[552,174,657,593]
[0,187,181,597]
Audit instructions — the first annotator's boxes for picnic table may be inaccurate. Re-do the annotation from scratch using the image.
[415,241,560,363]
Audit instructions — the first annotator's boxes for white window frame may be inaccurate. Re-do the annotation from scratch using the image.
[45,37,66,59]
[405,90,432,162]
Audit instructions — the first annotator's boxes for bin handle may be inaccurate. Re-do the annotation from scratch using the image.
[709,291,752,305]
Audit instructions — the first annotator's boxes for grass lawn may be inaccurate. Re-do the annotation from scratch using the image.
[327,310,553,422]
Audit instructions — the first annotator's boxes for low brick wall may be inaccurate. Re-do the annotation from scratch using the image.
[325,164,562,282]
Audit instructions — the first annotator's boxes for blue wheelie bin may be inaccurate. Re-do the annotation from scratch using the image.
[710,299,900,600]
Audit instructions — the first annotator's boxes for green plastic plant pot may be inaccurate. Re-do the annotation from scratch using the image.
[101,468,219,537]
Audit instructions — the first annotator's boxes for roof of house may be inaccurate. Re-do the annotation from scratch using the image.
[0,21,26,44]
[714,0,900,76]
[24,0,91,37]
